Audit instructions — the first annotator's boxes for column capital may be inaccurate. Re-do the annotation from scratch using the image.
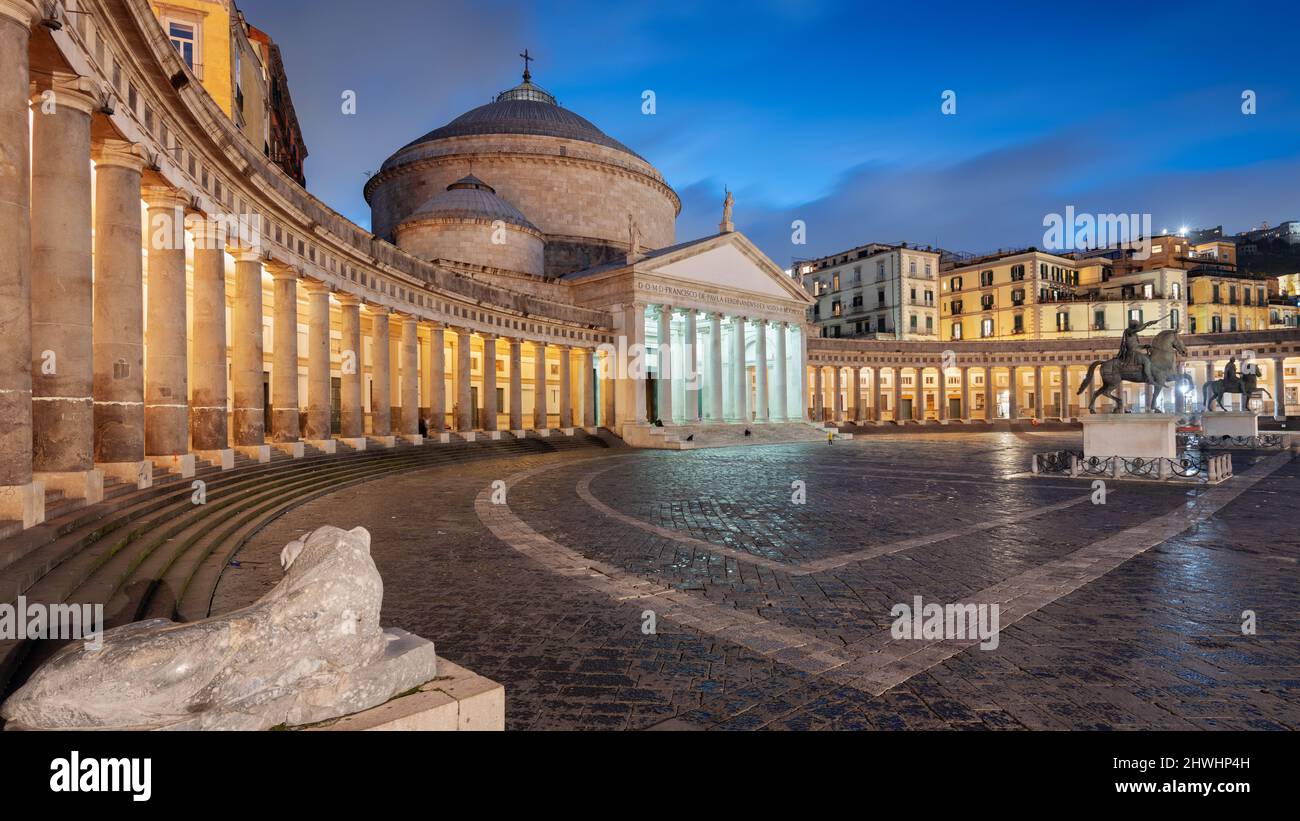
[335,293,361,308]
[265,259,301,281]
[142,184,191,211]
[29,70,98,115]
[92,139,148,172]
[479,331,498,342]
[186,215,227,250]
[363,303,390,318]
[302,278,333,296]
[227,245,265,264]
[0,1,39,28]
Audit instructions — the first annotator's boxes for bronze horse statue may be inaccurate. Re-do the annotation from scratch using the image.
[1078,328,1192,413]
[1203,370,1271,412]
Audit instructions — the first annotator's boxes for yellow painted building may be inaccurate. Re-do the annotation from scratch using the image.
[1276,273,1300,297]
[1186,273,1271,334]
[939,250,1186,342]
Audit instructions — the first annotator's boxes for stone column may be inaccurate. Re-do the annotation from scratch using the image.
[774,322,789,421]
[1274,358,1287,421]
[850,367,862,423]
[481,333,498,434]
[427,323,446,434]
[368,307,391,439]
[189,219,231,465]
[960,366,970,422]
[509,338,523,434]
[913,368,924,422]
[582,347,596,429]
[984,368,994,422]
[533,340,548,430]
[455,328,473,433]
[142,187,194,474]
[832,365,843,423]
[229,247,267,461]
[1034,365,1044,421]
[709,312,724,422]
[655,306,672,424]
[30,74,102,500]
[893,366,902,423]
[1007,366,1019,421]
[0,2,45,528]
[267,263,301,454]
[600,349,616,429]
[558,344,573,429]
[398,315,420,441]
[755,319,769,421]
[1059,364,1070,421]
[92,141,153,487]
[937,366,948,423]
[301,282,333,450]
[684,311,700,423]
[813,365,824,422]
[337,295,364,444]
[871,366,882,423]
[733,316,749,422]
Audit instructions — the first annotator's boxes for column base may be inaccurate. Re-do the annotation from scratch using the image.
[195,449,235,470]
[582,426,598,435]
[337,437,367,451]
[271,442,306,459]
[0,481,46,529]
[234,445,271,464]
[34,469,104,504]
[532,428,550,437]
[459,431,477,442]
[510,429,527,438]
[431,432,450,444]
[401,435,424,445]
[367,436,396,449]
[560,428,575,437]
[97,460,154,489]
[305,439,337,454]
[483,430,501,441]
[149,453,196,478]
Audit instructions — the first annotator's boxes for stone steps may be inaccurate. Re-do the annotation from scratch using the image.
[0,434,589,700]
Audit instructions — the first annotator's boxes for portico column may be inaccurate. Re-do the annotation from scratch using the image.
[1007,366,1019,420]
[1033,365,1044,421]
[509,338,523,433]
[733,316,749,422]
[426,324,447,432]
[959,366,970,422]
[937,365,948,423]
[533,341,548,429]
[656,306,672,424]
[850,367,862,423]
[832,364,843,423]
[453,327,473,431]
[303,282,332,443]
[684,311,701,422]
[582,347,596,428]
[92,141,152,487]
[228,247,266,457]
[774,322,789,421]
[1274,358,1287,421]
[367,307,391,436]
[267,263,301,445]
[398,315,420,439]
[337,296,363,440]
[143,188,194,473]
[755,319,769,421]
[709,312,724,422]
[913,367,923,422]
[0,5,43,529]
[1059,364,1070,421]
[600,349,616,428]
[813,365,824,422]
[872,366,882,423]
[30,74,103,499]
[190,220,230,459]
[558,344,572,428]
[984,368,994,422]
[893,366,902,423]
[479,333,498,433]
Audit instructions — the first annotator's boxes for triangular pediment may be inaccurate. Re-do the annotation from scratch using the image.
[641,233,814,304]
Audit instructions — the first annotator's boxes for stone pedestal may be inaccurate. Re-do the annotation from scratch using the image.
[149,453,196,479]
[1081,413,1177,459]
[305,439,336,454]
[0,481,45,529]
[98,460,153,489]
[235,445,271,464]
[195,449,234,470]
[35,470,104,504]
[1201,411,1258,439]
[338,437,367,452]
[271,442,305,459]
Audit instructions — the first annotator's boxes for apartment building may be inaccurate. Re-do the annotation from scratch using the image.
[798,243,942,340]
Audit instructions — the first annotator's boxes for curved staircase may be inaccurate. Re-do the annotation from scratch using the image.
[0,431,619,703]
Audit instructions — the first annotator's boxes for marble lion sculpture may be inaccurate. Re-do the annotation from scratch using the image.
[1,525,437,731]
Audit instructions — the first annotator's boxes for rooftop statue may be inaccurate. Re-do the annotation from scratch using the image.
[0,526,438,730]
[1078,318,1191,413]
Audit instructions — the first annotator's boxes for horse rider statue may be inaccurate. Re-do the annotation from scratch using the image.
[1203,355,1272,412]
[1078,316,1192,413]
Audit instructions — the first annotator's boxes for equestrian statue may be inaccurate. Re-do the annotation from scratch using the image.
[1202,355,1271,412]
[1077,317,1192,413]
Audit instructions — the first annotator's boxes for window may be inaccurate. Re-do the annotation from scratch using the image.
[909,315,918,330]
[1143,283,1153,299]
[1212,284,1221,303]
[1170,282,1181,299]
[1094,309,1105,330]
[1229,316,1237,331]
[1189,316,1197,334]
[1056,311,1069,332]
[926,316,933,333]
[1010,264,1025,282]
[878,289,885,306]
[832,273,840,291]
[1244,289,1252,306]
[168,21,197,69]
[1211,315,1222,333]
[909,259,917,274]
[1258,287,1267,304]
[1013,314,1024,334]
[1039,263,1048,278]
[1011,288,1025,305]
[980,269,994,287]
[951,322,962,340]
[924,290,933,305]
[1170,309,1180,330]
[950,276,962,291]
[1128,308,1143,325]
[981,294,994,310]
[981,318,994,338]
[950,299,963,315]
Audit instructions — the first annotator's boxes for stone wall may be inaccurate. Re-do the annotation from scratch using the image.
[396,218,545,278]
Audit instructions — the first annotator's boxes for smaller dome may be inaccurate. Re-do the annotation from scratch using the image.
[402,175,539,233]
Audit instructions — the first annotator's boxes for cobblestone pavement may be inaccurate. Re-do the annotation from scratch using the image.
[214,432,1300,730]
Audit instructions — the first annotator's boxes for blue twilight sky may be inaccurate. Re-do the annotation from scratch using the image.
[238,0,1300,269]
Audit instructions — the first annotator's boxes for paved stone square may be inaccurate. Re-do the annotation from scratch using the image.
[214,432,1300,730]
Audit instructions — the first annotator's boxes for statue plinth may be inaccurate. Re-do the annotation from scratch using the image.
[1080,413,1178,459]
[1200,411,1258,439]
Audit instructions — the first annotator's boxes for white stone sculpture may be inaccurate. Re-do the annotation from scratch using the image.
[1,525,437,730]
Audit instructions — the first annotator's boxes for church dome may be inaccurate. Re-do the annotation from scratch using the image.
[404,175,539,233]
